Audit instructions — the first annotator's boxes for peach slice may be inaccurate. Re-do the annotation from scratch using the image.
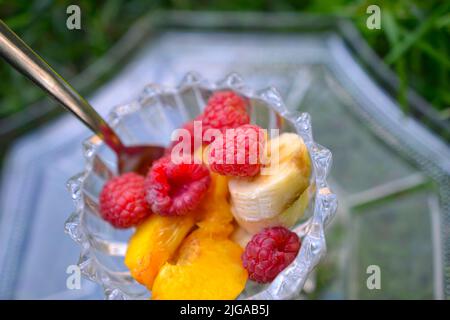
[125,214,195,290]
[196,172,234,237]
[152,229,248,300]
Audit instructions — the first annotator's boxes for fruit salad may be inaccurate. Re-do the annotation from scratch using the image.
[98,91,311,299]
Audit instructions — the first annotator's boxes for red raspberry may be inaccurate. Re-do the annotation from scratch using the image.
[145,157,211,216]
[99,173,151,229]
[208,124,265,177]
[242,226,301,283]
[202,91,250,139]
[165,91,249,156]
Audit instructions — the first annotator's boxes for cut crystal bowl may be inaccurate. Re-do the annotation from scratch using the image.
[65,72,337,300]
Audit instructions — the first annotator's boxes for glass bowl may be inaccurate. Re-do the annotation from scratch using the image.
[65,72,337,300]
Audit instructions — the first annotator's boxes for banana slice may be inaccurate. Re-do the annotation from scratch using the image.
[233,185,312,234]
[231,186,312,245]
[228,133,311,233]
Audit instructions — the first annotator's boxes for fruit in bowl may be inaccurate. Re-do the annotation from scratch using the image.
[66,73,336,300]
[97,91,310,299]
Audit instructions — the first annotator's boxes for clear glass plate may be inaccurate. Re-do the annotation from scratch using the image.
[65,72,337,300]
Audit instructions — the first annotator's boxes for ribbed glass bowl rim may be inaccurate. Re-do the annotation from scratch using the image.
[65,72,337,300]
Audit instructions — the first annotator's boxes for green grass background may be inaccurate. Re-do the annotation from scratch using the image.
[0,0,449,121]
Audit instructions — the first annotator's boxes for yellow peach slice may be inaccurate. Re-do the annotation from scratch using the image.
[152,229,248,300]
[125,214,195,290]
[195,172,234,237]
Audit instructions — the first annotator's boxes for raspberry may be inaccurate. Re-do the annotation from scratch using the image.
[242,226,301,283]
[99,173,151,228]
[165,91,249,156]
[208,124,265,177]
[145,157,211,216]
[202,91,250,138]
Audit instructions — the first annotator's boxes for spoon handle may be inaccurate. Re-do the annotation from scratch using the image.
[0,19,124,153]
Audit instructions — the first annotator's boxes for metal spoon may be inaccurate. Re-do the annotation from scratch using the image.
[0,19,164,175]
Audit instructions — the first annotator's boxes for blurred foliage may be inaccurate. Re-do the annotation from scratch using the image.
[0,0,449,120]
